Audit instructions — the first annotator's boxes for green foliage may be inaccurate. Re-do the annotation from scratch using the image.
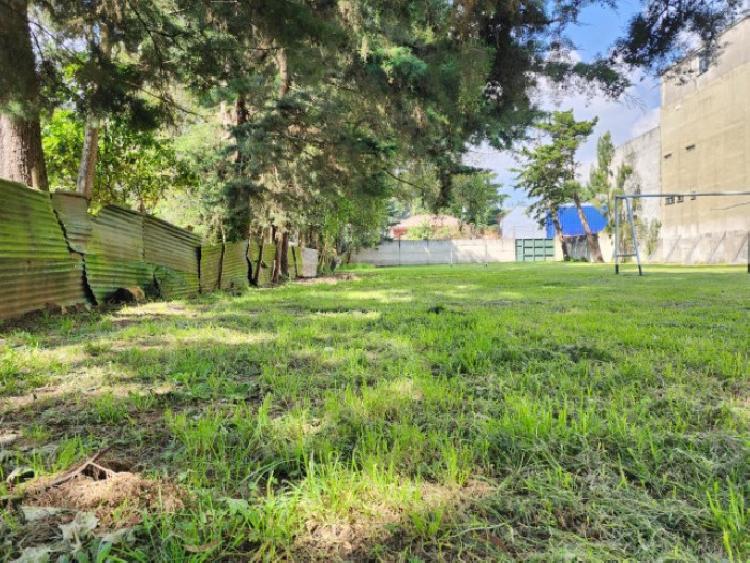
[33,0,182,121]
[613,0,745,71]
[586,131,661,257]
[42,109,195,212]
[388,165,505,234]
[642,218,662,256]
[515,110,597,227]
[404,220,434,240]
[587,131,630,235]
[449,171,506,228]
[41,109,83,190]
[375,47,429,86]
[11,0,746,248]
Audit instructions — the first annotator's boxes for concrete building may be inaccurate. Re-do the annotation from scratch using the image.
[610,126,662,229]
[612,14,750,264]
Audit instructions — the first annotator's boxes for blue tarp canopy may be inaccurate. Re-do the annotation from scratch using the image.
[545,204,608,238]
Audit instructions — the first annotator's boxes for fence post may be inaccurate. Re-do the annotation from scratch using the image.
[614,197,620,274]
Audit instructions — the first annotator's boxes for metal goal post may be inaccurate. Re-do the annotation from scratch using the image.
[613,191,750,276]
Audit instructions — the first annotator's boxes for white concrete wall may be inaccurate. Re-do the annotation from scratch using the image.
[611,126,662,226]
[351,239,517,266]
[657,231,750,264]
[301,248,318,277]
[599,235,614,263]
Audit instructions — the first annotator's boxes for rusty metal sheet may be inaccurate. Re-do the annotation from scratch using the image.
[89,205,145,261]
[256,244,276,287]
[144,216,200,273]
[153,266,199,300]
[143,215,199,299]
[85,255,154,304]
[52,198,155,304]
[0,258,87,320]
[50,192,92,254]
[0,180,88,320]
[221,241,249,290]
[86,205,152,304]
[200,244,222,293]
[1,180,73,260]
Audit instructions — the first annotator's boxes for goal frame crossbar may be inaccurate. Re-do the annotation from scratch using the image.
[613,191,750,276]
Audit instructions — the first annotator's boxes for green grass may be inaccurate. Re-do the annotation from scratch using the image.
[1,263,749,560]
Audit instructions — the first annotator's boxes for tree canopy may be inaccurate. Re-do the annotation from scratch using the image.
[1,0,746,264]
[515,110,603,261]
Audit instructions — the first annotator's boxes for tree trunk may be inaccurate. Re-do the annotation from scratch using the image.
[572,193,603,262]
[76,118,99,198]
[275,47,290,98]
[225,95,251,241]
[76,27,111,200]
[280,231,290,279]
[550,207,570,261]
[308,226,316,249]
[435,165,452,211]
[0,115,48,190]
[0,0,48,190]
[235,95,249,125]
[271,225,280,283]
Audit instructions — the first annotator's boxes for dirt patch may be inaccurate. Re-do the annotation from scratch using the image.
[300,505,402,559]
[296,479,495,559]
[295,273,360,285]
[24,465,182,528]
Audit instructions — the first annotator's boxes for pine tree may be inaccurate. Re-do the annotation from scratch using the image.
[0,0,48,190]
[516,111,601,261]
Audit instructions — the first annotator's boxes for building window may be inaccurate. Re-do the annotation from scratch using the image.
[677,195,684,203]
[666,196,675,205]
[698,51,710,75]
[686,144,696,151]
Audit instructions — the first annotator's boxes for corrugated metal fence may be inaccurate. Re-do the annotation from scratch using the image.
[0,182,87,319]
[0,180,318,321]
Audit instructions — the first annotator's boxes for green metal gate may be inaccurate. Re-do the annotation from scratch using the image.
[515,238,554,262]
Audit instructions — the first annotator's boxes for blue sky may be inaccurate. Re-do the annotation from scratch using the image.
[467,1,662,206]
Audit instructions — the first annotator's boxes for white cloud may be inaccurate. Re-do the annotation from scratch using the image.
[631,107,660,137]
[466,64,662,204]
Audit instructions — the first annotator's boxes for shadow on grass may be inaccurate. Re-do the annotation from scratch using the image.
[2,264,749,560]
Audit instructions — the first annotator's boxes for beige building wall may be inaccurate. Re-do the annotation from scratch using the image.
[610,127,662,261]
[660,17,750,233]
[611,126,662,226]
[658,16,750,263]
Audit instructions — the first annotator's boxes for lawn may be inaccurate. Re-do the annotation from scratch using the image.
[1,263,749,561]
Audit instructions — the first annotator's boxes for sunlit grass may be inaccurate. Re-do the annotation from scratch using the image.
[1,263,748,560]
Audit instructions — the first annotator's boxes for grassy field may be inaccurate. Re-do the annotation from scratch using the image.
[1,263,749,561]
